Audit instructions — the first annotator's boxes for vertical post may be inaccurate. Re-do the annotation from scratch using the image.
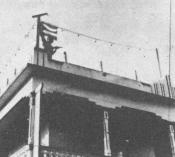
[28,92,35,157]
[36,17,40,49]
[156,48,162,78]
[135,70,138,81]
[32,13,48,49]
[166,75,172,98]
[169,125,175,157]
[169,0,172,82]
[64,51,67,63]
[104,111,111,156]
[33,84,43,157]
[28,92,35,145]
[100,61,103,72]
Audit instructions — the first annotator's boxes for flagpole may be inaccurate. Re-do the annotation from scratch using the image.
[32,13,48,49]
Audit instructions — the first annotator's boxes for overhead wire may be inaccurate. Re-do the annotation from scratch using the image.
[56,24,166,73]
[1,18,169,77]
[0,20,37,75]
[56,25,168,52]
[0,20,37,93]
[17,20,37,51]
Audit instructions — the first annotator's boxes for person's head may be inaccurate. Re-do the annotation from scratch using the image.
[47,35,54,43]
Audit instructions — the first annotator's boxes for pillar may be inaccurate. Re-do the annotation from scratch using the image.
[28,92,35,145]
[33,84,43,157]
[28,92,36,157]
[104,111,111,156]
[28,84,43,157]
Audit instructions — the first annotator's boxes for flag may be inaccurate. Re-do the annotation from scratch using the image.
[39,21,58,40]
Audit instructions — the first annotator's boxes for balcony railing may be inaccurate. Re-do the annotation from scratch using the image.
[40,146,102,157]
[10,145,102,157]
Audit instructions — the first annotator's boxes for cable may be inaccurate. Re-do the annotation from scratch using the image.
[17,20,37,50]
[56,25,168,51]
[1,20,37,70]
[169,0,172,84]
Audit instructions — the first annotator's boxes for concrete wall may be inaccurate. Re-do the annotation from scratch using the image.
[33,73,175,122]
[33,73,174,156]
[0,78,32,156]
[34,49,152,93]
[40,123,49,146]
[40,122,89,152]
[129,145,155,157]
[49,129,74,150]
[0,78,33,121]
[30,52,175,157]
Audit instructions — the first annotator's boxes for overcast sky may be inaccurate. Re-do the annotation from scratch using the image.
[0,0,175,91]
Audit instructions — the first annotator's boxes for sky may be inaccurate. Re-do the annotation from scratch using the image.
[0,0,175,92]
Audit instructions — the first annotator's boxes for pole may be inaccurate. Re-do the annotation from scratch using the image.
[64,51,67,63]
[32,13,48,48]
[169,0,172,81]
[156,48,162,78]
[135,70,138,81]
[100,61,103,72]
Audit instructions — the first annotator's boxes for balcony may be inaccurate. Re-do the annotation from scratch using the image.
[10,145,103,157]
[40,146,102,157]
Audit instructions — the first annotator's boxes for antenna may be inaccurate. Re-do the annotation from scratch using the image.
[32,13,48,48]
[156,48,162,78]
[169,0,172,80]
[168,0,172,123]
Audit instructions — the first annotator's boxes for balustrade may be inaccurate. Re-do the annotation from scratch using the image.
[41,148,101,157]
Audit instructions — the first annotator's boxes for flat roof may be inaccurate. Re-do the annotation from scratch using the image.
[0,62,171,110]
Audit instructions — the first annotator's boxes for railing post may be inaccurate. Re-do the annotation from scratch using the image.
[104,111,111,156]
[169,125,175,157]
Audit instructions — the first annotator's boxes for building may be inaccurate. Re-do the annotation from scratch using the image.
[0,19,175,157]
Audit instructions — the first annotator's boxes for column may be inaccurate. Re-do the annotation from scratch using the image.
[104,111,111,156]
[28,92,35,145]
[33,84,43,157]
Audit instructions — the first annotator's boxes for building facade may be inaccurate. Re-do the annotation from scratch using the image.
[0,47,175,157]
